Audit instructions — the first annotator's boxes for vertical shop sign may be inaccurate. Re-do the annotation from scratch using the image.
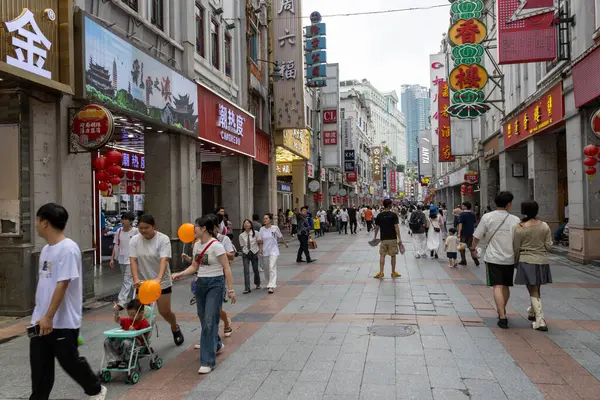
[344,149,355,173]
[497,0,557,65]
[307,162,314,178]
[382,166,388,190]
[390,170,397,193]
[447,1,490,119]
[419,130,433,177]
[304,11,327,88]
[372,146,382,181]
[438,81,455,162]
[272,0,305,129]
[430,53,448,144]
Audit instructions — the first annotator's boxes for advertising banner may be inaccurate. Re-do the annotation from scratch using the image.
[430,53,448,144]
[419,130,433,177]
[372,146,382,181]
[438,81,455,162]
[390,170,397,193]
[382,166,388,190]
[497,0,557,65]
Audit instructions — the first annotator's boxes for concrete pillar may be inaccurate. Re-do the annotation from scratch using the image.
[499,148,528,211]
[221,156,253,230]
[528,135,559,231]
[292,160,306,208]
[253,163,270,217]
[269,148,278,224]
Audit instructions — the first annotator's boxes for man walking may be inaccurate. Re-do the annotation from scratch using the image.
[409,203,429,258]
[339,207,349,234]
[296,206,316,263]
[365,207,374,232]
[110,212,138,309]
[30,203,107,400]
[317,207,327,236]
[373,199,404,278]
[457,201,480,266]
[348,206,358,234]
[471,191,520,329]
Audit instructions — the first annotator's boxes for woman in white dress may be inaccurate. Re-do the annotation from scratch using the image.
[427,206,444,259]
[258,213,288,294]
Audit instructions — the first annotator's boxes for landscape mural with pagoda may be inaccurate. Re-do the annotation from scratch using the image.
[84,17,198,133]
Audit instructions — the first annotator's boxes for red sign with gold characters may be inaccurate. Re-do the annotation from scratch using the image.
[591,109,600,140]
[126,180,142,194]
[503,83,564,149]
[72,104,114,150]
[323,131,338,145]
[464,171,479,184]
[438,81,455,162]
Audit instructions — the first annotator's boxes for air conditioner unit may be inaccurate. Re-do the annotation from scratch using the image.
[258,8,268,26]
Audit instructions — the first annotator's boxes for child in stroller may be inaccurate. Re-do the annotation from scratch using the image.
[104,299,149,369]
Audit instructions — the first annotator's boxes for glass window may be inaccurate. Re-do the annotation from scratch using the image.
[211,20,220,69]
[195,4,204,57]
[249,24,259,62]
[122,0,138,11]
[225,34,232,77]
[150,0,163,30]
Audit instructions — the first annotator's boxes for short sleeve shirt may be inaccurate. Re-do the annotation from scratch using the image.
[113,227,139,264]
[259,226,283,256]
[473,210,520,265]
[458,211,477,237]
[31,239,83,329]
[375,211,399,240]
[218,234,235,253]
[129,231,172,289]
[194,239,226,277]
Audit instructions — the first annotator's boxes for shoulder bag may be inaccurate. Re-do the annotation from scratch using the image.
[476,214,509,259]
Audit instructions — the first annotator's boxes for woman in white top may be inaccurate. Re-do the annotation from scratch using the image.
[259,213,288,294]
[110,212,138,309]
[239,219,261,293]
[427,207,444,259]
[172,214,236,374]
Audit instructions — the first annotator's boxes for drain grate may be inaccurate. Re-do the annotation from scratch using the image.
[368,325,416,337]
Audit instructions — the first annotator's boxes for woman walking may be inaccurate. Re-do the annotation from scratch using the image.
[259,213,288,294]
[239,219,261,293]
[291,209,298,237]
[130,214,184,346]
[172,215,236,374]
[427,206,444,259]
[513,200,553,331]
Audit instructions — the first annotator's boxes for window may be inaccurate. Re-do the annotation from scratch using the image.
[225,34,232,77]
[249,23,259,62]
[211,20,220,69]
[195,4,205,57]
[150,0,164,30]
[121,0,138,11]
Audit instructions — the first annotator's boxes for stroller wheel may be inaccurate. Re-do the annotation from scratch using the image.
[128,371,140,385]
[150,357,163,370]
[101,370,111,383]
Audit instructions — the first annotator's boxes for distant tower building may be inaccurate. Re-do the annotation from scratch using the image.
[112,59,117,90]
[401,85,430,165]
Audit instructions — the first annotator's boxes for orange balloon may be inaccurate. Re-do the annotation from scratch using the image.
[177,223,195,243]
[138,280,162,305]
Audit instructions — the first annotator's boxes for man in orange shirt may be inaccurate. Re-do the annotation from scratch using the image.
[365,207,374,232]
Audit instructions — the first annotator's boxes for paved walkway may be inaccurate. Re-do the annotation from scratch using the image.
[2,225,600,399]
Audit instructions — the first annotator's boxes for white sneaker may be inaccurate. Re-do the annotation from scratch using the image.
[198,366,212,374]
[217,343,225,354]
[89,386,107,400]
[194,343,200,349]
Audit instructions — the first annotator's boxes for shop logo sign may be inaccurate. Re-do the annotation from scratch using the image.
[71,104,115,151]
[4,9,53,79]
[323,109,337,124]
[217,104,246,146]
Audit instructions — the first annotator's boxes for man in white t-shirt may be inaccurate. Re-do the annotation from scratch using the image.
[317,208,327,235]
[339,208,349,234]
[30,203,106,399]
[110,212,138,309]
[472,191,520,330]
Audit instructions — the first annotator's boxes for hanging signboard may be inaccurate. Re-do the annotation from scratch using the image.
[438,81,455,162]
[372,146,382,181]
[70,104,115,151]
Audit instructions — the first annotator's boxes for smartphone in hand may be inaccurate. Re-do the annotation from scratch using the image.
[26,324,40,338]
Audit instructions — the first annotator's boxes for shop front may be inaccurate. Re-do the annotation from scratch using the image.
[501,82,565,232]
[73,11,200,296]
[0,1,79,315]
[274,128,311,210]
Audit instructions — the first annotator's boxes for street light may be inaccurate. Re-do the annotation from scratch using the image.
[254,59,282,81]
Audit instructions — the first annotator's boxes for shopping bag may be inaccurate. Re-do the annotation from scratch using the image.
[308,239,318,249]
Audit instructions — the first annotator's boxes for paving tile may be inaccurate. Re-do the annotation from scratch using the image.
[427,366,466,390]
[421,335,451,350]
[308,345,341,362]
[251,370,301,400]
[396,374,433,400]
[363,361,396,385]
[424,349,456,367]
[334,352,367,372]
[325,370,363,396]
[286,381,327,400]
[297,360,334,382]
[318,332,347,346]
[518,362,565,384]
[462,379,508,400]
[419,326,445,336]
[360,384,396,400]
[232,312,275,322]
[537,383,583,400]
[432,388,470,400]
[396,355,427,375]
[561,374,600,399]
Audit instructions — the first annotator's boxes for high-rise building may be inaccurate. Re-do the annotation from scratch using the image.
[401,85,430,165]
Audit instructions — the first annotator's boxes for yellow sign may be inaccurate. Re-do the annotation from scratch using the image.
[280,129,310,160]
[276,162,292,176]
[369,186,374,195]
[449,64,488,92]
[448,19,487,46]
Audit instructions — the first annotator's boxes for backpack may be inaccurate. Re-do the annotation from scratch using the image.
[400,207,407,215]
[409,211,424,232]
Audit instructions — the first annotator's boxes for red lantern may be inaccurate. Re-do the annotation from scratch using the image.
[134,172,142,181]
[319,192,323,201]
[584,157,598,167]
[586,166,596,177]
[583,144,599,157]
[107,164,122,177]
[106,150,123,165]
[461,184,466,195]
[117,168,125,178]
[467,185,473,196]
[110,176,121,185]
[93,156,107,171]
[96,171,109,183]
[126,171,134,179]
[98,182,110,191]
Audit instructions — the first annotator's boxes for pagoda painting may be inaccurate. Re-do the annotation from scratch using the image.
[84,17,197,133]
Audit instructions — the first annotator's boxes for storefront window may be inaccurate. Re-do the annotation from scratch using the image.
[150,0,164,30]
[211,19,220,70]
[195,3,205,57]
[225,34,232,77]
[122,0,138,11]
[249,23,259,62]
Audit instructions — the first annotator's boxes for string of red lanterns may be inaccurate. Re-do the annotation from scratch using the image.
[94,150,123,196]
[583,144,599,180]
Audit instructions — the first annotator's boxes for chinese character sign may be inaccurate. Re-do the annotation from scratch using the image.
[272,0,305,129]
[323,131,337,145]
[304,11,327,88]
[430,53,448,143]
[217,103,246,146]
[438,82,455,162]
[72,104,115,151]
[372,147,382,181]
[390,170,397,193]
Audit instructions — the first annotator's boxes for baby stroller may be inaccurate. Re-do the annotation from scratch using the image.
[99,304,163,385]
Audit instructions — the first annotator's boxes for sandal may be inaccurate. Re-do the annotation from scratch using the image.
[190,296,197,305]
[172,325,185,346]
[243,289,251,294]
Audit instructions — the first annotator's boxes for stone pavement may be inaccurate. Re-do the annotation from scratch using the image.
[2,225,600,399]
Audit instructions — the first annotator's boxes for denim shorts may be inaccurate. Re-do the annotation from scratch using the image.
[446,252,457,259]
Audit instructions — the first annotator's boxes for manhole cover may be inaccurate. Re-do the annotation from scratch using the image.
[368,325,415,337]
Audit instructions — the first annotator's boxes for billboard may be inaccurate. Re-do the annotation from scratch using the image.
[321,64,341,167]
[430,53,448,145]
[372,146,382,181]
[438,81,455,162]
[497,0,557,65]
[419,130,433,177]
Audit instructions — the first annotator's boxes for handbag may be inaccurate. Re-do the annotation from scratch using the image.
[308,239,318,249]
[476,214,509,258]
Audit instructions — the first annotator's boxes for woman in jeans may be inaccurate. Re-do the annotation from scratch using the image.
[172,215,236,374]
[239,219,261,293]
[513,200,553,332]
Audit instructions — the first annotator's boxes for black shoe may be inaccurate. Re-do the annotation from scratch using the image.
[435,254,439,259]
[430,250,434,257]
[296,259,304,263]
[307,259,317,263]
[172,325,185,346]
[474,258,480,267]
[497,318,508,329]
[459,261,467,266]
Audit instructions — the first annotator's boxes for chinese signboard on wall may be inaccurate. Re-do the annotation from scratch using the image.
[497,0,557,65]
[503,83,563,149]
[197,83,255,157]
[82,16,198,134]
[390,170,397,193]
[272,0,305,129]
[372,146,382,182]
[321,63,341,168]
[447,0,490,119]
[419,130,433,177]
[281,128,310,159]
[344,150,355,173]
[1,1,74,93]
[438,81,455,162]
[276,162,292,176]
[430,53,448,145]
[304,11,327,88]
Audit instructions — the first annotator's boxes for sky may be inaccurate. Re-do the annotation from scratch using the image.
[300,0,451,93]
